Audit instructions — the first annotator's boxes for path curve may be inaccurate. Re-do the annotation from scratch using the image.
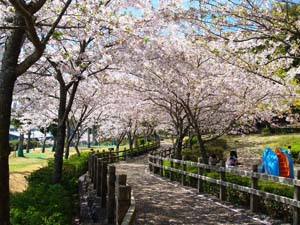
[115,148,280,225]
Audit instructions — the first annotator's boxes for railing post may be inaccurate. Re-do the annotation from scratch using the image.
[160,152,164,177]
[107,165,116,224]
[181,156,186,186]
[220,160,226,201]
[117,174,127,186]
[115,175,128,225]
[293,170,300,225]
[197,157,203,193]
[116,185,131,225]
[250,164,258,213]
[170,155,174,181]
[96,158,102,197]
[101,161,108,208]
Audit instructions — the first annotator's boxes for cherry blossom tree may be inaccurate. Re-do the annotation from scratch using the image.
[119,35,290,163]
[0,1,75,221]
[64,79,109,158]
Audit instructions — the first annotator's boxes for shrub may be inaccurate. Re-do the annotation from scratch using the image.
[10,153,88,225]
[9,140,19,151]
[182,138,227,162]
[261,127,271,135]
[11,185,72,225]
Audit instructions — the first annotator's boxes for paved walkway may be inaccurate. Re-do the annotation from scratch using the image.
[115,153,282,225]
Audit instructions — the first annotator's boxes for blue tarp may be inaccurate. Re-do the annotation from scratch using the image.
[258,147,280,176]
[258,147,294,178]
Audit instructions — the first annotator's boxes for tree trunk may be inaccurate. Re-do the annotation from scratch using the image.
[92,125,98,145]
[87,128,91,148]
[52,87,67,184]
[188,130,193,149]
[26,130,31,153]
[64,121,71,159]
[75,133,81,156]
[52,122,66,183]
[17,133,24,157]
[133,136,138,149]
[0,15,24,223]
[0,86,14,225]
[52,80,79,183]
[65,141,70,159]
[52,139,57,152]
[196,131,208,164]
[174,133,184,159]
[128,133,134,150]
[116,142,120,151]
[42,130,47,153]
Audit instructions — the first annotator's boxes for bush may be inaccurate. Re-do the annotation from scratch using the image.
[261,127,271,135]
[9,140,19,151]
[10,153,88,225]
[182,138,227,162]
[11,185,72,225]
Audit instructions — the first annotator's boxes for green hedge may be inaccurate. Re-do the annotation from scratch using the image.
[162,160,292,222]
[9,140,40,151]
[261,127,300,135]
[10,153,88,225]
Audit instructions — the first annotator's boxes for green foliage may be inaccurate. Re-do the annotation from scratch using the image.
[181,148,198,162]
[182,138,227,161]
[52,31,64,40]
[262,127,300,135]
[261,127,271,136]
[11,185,72,225]
[9,140,19,150]
[10,153,88,225]
[205,139,227,158]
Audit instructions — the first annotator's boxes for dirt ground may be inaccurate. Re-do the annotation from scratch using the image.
[10,164,46,193]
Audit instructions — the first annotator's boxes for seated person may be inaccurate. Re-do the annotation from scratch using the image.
[208,153,219,166]
[226,150,238,167]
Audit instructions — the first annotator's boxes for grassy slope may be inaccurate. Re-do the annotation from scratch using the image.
[9,145,129,193]
[225,133,300,158]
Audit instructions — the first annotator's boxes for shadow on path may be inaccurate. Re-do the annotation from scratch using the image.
[116,154,280,225]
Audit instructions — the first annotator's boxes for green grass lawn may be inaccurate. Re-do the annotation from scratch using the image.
[9,144,131,172]
[9,144,130,192]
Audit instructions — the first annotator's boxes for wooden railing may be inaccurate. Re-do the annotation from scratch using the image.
[92,142,161,164]
[148,148,300,225]
[86,142,160,225]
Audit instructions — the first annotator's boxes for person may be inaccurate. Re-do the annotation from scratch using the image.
[226,150,238,167]
[208,153,219,166]
[288,146,291,155]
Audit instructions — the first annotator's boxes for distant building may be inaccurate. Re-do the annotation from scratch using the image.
[9,126,53,141]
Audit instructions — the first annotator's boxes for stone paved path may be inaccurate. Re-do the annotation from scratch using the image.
[115,150,283,225]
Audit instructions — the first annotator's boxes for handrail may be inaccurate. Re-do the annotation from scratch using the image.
[149,155,300,186]
[85,141,160,225]
[148,147,300,225]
